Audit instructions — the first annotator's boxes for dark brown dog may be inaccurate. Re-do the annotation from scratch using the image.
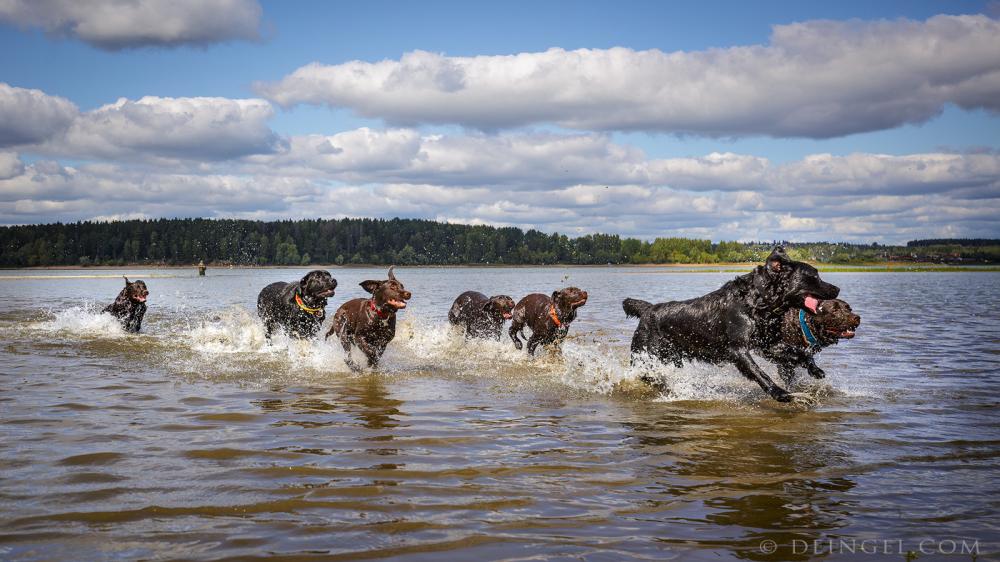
[103,276,148,333]
[325,266,411,369]
[448,291,516,340]
[257,270,337,339]
[509,287,588,355]
[765,298,860,382]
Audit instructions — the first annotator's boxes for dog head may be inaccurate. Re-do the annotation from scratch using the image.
[122,277,148,303]
[811,298,860,342]
[552,287,588,313]
[361,266,411,311]
[299,270,337,305]
[756,246,839,313]
[484,295,516,320]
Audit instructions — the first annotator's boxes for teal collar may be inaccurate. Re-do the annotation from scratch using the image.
[799,309,819,348]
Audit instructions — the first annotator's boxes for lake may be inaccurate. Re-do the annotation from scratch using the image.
[1,266,997,561]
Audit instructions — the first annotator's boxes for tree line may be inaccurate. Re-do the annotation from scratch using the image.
[1,218,997,267]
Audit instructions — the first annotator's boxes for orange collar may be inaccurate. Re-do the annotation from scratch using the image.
[549,305,562,327]
[370,299,390,319]
[295,293,322,315]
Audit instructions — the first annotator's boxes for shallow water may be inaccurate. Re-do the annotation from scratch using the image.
[1,267,997,561]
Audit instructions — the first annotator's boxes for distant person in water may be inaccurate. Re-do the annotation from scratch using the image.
[103,276,148,333]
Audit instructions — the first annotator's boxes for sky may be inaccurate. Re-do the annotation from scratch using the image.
[0,0,998,243]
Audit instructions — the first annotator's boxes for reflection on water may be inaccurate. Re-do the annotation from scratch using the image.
[0,267,997,560]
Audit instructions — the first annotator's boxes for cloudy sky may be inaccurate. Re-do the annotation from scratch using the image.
[1,0,998,243]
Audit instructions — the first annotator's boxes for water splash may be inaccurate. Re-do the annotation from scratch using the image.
[31,303,128,338]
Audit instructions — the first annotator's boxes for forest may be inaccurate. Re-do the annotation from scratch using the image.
[1,218,998,267]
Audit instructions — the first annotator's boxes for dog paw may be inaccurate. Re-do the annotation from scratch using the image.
[808,367,826,379]
[771,388,793,402]
[512,340,523,350]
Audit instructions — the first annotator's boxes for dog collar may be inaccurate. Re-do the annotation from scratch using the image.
[799,309,819,348]
[295,293,322,315]
[369,299,390,319]
[549,305,562,327]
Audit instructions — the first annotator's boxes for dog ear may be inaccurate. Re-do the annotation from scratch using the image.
[123,276,131,285]
[483,301,496,312]
[387,265,396,281]
[360,280,381,294]
[766,246,790,274]
[552,290,561,302]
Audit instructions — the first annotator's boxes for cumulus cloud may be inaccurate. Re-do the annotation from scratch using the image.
[0,0,262,50]
[0,152,24,179]
[51,96,283,161]
[1,135,997,242]
[0,83,77,147]
[257,14,1000,138]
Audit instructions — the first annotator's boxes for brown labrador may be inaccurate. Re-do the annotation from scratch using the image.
[765,298,860,382]
[509,287,588,355]
[325,266,411,370]
[103,276,148,333]
[448,291,516,340]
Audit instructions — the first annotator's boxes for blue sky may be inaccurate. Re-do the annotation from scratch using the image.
[0,0,997,242]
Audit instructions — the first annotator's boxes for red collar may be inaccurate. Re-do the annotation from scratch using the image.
[369,299,390,319]
[549,305,562,327]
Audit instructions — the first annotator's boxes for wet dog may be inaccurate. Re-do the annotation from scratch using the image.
[326,266,411,369]
[103,276,148,333]
[623,247,840,402]
[509,287,588,355]
[765,298,860,382]
[257,270,337,339]
[448,291,516,340]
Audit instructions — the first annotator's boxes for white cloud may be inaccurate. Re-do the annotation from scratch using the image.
[0,83,77,147]
[52,96,283,161]
[257,14,1000,138]
[0,151,23,179]
[0,0,262,50]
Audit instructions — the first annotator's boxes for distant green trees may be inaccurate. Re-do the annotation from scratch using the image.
[0,217,996,267]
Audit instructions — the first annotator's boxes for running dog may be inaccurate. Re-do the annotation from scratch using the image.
[103,276,148,333]
[623,247,840,402]
[326,266,411,369]
[257,270,337,339]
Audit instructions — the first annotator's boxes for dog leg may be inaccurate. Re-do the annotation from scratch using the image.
[509,322,523,350]
[805,357,826,379]
[526,333,547,355]
[733,351,792,402]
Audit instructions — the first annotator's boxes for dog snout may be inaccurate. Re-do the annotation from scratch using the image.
[403,290,412,300]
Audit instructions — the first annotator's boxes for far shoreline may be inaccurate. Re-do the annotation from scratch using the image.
[4,262,999,273]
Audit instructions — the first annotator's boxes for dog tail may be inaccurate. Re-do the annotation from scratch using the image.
[622,298,653,319]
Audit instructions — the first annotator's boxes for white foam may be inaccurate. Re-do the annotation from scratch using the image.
[31,303,128,338]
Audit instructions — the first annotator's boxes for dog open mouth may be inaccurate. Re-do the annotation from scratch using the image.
[571,298,588,308]
[803,295,819,313]
[827,328,856,339]
[134,294,147,303]
[317,289,336,297]
[387,299,407,309]
[502,312,513,319]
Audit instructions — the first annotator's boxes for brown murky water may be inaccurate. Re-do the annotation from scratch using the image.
[1,267,997,560]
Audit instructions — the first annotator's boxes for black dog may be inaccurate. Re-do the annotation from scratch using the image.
[509,287,588,355]
[623,247,840,402]
[764,298,860,382]
[103,276,148,333]
[448,291,516,340]
[257,270,337,339]
[325,266,411,369]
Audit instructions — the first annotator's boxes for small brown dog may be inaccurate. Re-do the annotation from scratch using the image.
[448,291,516,340]
[509,287,588,355]
[325,266,411,369]
[765,298,860,381]
[103,276,148,333]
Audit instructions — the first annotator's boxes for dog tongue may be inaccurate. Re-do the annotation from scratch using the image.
[804,295,819,313]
